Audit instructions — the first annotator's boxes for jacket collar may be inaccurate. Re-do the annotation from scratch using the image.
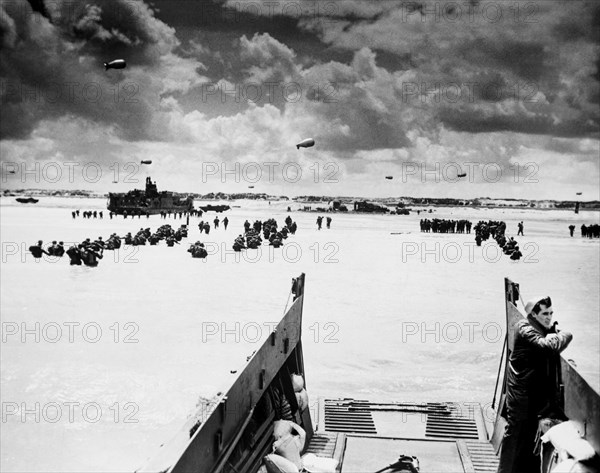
[526,314,554,335]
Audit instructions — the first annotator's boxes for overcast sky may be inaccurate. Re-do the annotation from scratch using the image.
[1,0,598,199]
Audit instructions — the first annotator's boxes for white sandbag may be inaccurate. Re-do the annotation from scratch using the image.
[291,374,304,392]
[302,453,338,473]
[551,459,577,473]
[541,421,596,461]
[296,389,309,411]
[273,434,303,469]
[263,454,299,473]
[274,420,293,440]
[550,458,597,473]
[272,421,306,469]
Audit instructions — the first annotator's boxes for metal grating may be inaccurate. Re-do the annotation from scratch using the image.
[324,400,377,434]
[464,440,499,472]
[304,432,338,458]
[425,404,479,440]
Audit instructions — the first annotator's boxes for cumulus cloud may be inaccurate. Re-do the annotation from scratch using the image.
[0,0,205,140]
[1,0,598,199]
[239,32,300,83]
[294,0,600,139]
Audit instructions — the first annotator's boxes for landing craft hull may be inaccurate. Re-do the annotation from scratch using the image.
[15,197,39,204]
[106,198,193,215]
[107,177,194,215]
[139,275,310,473]
[139,276,599,473]
[353,200,390,213]
[198,205,231,213]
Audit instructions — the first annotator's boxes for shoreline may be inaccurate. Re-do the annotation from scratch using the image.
[2,193,600,212]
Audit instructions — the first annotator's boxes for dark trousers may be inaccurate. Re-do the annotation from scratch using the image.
[497,416,540,473]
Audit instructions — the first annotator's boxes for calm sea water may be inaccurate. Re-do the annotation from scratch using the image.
[1,197,599,472]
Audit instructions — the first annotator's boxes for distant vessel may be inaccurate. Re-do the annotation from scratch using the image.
[198,204,231,213]
[107,177,193,215]
[353,200,390,213]
[15,197,38,204]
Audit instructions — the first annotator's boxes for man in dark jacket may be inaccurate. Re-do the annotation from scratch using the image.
[497,297,573,473]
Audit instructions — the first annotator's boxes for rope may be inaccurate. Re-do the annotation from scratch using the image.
[519,293,527,312]
[492,285,524,409]
[492,334,507,410]
[282,288,292,317]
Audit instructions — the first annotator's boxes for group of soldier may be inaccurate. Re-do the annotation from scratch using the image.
[71,210,105,219]
[29,238,106,266]
[28,240,66,258]
[65,238,110,266]
[474,220,523,260]
[419,219,472,233]
[569,224,600,238]
[33,210,238,265]
[159,209,203,219]
[123,224,189,247]
[28,222,191,266]
[233,216,298,252]
[316,216,332,230]
[198,216,229,234]
[70,209,162,219]
[188,241,208,258]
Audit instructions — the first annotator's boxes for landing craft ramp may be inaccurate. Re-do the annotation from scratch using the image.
[139,273,496,473]
[310,399,497,472]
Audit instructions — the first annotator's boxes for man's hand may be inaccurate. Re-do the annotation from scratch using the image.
[546,331,573,352]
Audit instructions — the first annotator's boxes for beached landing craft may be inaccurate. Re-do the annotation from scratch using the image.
[139,275,599,473]
[15,197,39,204]
[107,177,193,215]
[198,204,231,213]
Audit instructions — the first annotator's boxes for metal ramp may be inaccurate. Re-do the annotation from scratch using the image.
[304,431,346,472]
[322,399,484,440]
[317,398,497,473]
[462,440,500,472]
[323,399,377,434]
[426,403,480,440]
[304,432,345,459]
